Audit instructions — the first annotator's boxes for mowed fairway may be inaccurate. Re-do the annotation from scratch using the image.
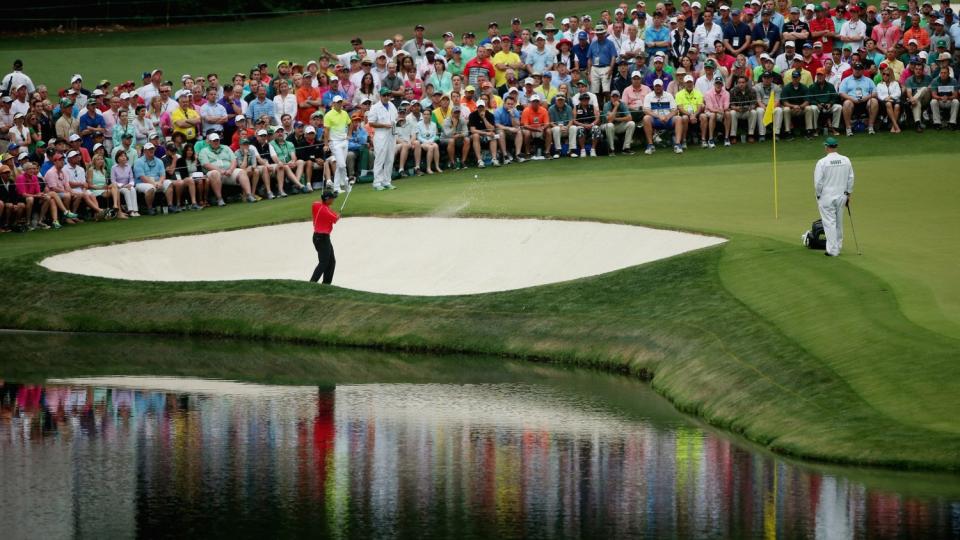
[2,1,959,469]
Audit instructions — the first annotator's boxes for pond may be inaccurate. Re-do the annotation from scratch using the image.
[1,332,958,539]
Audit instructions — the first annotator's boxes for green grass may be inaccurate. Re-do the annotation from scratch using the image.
[2,1,959,470]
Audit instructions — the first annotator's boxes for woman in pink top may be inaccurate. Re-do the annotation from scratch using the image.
[16,161,76,228]
[701,77,731,147]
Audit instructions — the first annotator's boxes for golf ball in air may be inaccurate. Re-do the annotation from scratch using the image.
[474,174,479,179]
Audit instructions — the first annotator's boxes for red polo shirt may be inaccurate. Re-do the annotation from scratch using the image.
[311,201,339,234]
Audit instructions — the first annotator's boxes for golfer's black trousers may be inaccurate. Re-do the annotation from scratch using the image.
[310,233,335,284]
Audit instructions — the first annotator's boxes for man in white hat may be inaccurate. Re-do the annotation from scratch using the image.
[323,95,353,193]
[199,131,256,205]
[642,78,683,154]
[367,87,398,190]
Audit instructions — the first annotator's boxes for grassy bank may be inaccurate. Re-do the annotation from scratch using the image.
[3,1,959,470]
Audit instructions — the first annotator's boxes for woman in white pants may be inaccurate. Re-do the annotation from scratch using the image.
[110,151,139,217]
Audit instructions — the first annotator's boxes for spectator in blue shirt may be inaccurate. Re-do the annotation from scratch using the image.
[644,12,672,58]
[247,85,276,126]
[587,25,620,99]
[572,32,592,70]
[837,63,879,135]
[77,101,105,152]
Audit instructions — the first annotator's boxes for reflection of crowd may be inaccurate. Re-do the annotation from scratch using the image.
[0,382,950,537]
[1,1,958,231]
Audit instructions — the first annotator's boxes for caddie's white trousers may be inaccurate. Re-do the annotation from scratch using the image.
[818,194,846,256]
[373,130,395,188]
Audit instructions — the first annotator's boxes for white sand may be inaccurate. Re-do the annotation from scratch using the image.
[40,217,725,296]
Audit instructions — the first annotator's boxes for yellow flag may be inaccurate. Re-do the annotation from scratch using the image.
[762,90,776,127]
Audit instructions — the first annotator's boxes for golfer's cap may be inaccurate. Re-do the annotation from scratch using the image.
[142,142,155,150]
[631,70,642,78]
[207,132,220,141]
[530,94,542,102]
[17,151,29,161]
[191,171,205,179]
[68,134,81,142]
[66,150,80,159]
[321,190,338,200]
[304,125,316,134]
[824,136,838,147]
[92,143,103,153]
[256,129,268,136]
[70,74,82,83]
[653,78,664,87]
[939,52,952,61]
[465,85,476,92]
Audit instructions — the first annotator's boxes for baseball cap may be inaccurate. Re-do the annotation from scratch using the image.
[66,150,80,159]
[207,133,220,141]
[939,52,952,61]
[784,40,796,48]
[235,115,246,122]
[476,101,486,107]
[465,85,476,92]
[595,24,607,33]
[92,143,104,153]
[653,78,664,86]
[524,77,535,85]
[13,112,24,120]
[70,74,82,83]
[305,126,316,134]
[379,87,392,96]
[321,190,338,201]
[792,70,802,78]
[684,75,694,82]
[761,70,774,77]
[824,137,838,147]
[578,31,589,40]
[530,94,542,101]
[631,70,642,78]
[17,151,29,161]
[68,134,81,142]
[332,95,344,103]
[714,75,724,83]
[143,143,155,150]
[256,129,268,136]
[853,62,864,69]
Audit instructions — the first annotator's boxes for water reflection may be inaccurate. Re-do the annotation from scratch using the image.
[2,377,957,539]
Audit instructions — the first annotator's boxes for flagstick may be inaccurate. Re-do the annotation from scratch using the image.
[773,130,779,220]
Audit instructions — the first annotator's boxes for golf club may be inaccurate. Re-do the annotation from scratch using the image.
[339,186,352,214]
[846,203,861,255]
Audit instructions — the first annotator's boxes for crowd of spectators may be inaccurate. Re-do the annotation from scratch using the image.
[0,0,957,232]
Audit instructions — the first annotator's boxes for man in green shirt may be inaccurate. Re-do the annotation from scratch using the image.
[601,90,637,155]
[808,69,841,135]
[903,60,933,131]
[781,69,813,139]
[269,126,307,194]
[198,132,255,206]
[548,95,576,156]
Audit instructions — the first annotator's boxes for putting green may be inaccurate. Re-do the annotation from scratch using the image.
[3,1,958,469]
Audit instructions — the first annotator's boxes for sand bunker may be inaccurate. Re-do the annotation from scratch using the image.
[41,217,725,296]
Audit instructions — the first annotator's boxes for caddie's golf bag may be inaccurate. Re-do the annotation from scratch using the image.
[801,219,826,250]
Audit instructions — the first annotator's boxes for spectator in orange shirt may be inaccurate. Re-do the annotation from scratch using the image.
[296,72,322,124]
[520,95,554,159]
[902,14,930,50]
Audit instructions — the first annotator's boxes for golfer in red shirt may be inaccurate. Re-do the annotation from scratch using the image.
[310,191,339,284]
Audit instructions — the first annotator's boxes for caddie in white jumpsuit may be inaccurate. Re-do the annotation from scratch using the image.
[323,95,352,194]
[368,87,398,191]
[813,136,855,257]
